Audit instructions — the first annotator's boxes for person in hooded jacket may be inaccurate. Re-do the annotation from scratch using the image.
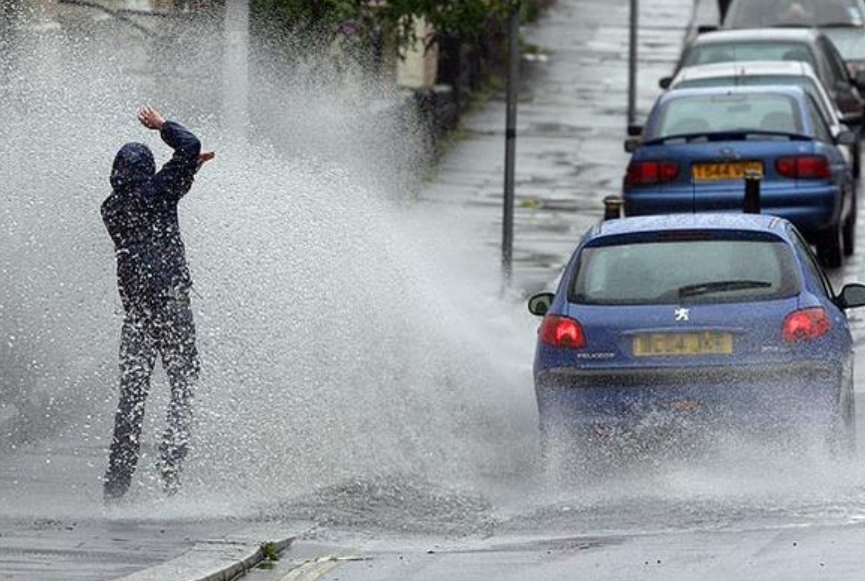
[101,107,214,501]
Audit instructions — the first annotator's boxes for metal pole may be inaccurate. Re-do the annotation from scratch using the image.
[0,1,20,90]
[502,0,521,285]
[627,0,639,128]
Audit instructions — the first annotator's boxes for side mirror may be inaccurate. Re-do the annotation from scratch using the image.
[528,293,555,317]
[627,124,644,136]
[840,111,862,126]
[624,137,641,153]
[697,24,719,34]
[659,77,672,90]
[836,283,865,309]
[836,130,858,146]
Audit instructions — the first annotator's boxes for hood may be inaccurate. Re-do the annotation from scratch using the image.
[110,142,155,191]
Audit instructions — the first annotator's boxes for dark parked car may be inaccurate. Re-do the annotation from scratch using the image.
[723,0,865,81]
[660,29,865,127]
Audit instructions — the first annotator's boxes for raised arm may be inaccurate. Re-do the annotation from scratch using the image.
[137,107,213,202]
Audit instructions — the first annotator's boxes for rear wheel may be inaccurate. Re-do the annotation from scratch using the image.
[539,424,597,485]
[844,194,857,257]
[817,224,844,268]
[828,378,857,460]
[827,413,856,460]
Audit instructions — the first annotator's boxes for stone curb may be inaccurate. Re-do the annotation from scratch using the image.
[114,532,300,581]
[193,536,295,581]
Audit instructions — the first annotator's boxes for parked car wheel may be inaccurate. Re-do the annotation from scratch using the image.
[539,424,596,484]
[844,197,857,256]
[818,224,844,268]
[827,392,856,460]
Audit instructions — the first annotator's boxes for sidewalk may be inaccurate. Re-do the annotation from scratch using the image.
[419,0,696,294]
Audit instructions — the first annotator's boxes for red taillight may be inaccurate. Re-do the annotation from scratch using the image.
[539,315,586,349]
[775,156,831,179]
[625,161,680,186]
[782,307,830,342]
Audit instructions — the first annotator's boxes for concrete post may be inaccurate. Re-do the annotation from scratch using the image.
[223,0,250,138]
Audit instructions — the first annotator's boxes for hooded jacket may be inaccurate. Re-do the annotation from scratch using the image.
[102,121,202,312]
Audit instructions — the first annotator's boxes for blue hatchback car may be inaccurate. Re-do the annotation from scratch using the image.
[623,86,857,267]
[528,213,865,464]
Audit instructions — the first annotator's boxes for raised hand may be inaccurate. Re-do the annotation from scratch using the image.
[197,151,216,171]
[138,107,166,131]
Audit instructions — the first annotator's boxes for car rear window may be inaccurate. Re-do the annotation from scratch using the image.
[655,93,802,137]
[683,42,818,69]
[726,0,864,28]
[674,76,832,125]
[571,237,799,305]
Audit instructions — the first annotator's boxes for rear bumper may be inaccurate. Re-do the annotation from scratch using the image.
[535,361,846,430]
[623,183,843,234]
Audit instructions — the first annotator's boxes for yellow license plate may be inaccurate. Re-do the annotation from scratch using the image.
[633,332,733,357]
[692,161,763,182]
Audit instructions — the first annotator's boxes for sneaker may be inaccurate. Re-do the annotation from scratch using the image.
[158,461,182,496]
[103,474,131,504]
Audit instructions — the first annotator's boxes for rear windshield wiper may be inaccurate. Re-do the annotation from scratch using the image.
[819,21,863,28]
[678,279,772,298]
[645,130,811,145]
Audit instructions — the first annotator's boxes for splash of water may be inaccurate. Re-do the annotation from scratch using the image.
[0,4,537,517]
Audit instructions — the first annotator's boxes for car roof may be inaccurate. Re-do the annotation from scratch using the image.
[591,213,790,239]
[672,60,818,83]
[692,28,822,45]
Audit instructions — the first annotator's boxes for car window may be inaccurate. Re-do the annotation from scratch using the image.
[819,36,852,82]
[684,42,818,69]
[655,93,802,137]
[804,94,833,141]
[675,75,835,124]
[571,237,799,305]
[727,0,864,28]
[788,226,834,296]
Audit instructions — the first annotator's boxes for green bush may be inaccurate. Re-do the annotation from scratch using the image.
[251,0,549,51]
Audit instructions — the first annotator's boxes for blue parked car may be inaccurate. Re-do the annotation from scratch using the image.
[623,86,857,267]
[528,213,865,468]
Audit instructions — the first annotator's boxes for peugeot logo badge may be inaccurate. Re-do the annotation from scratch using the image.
[675,308,690,322]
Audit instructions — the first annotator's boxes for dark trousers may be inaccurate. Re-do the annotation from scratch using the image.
[103,294,199,498]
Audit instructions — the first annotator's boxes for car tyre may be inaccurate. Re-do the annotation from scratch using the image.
[817,224,844,268]
[539,424,597,485]
[843,194,857,257]
[827,378,857,460]
[827,415,856,460]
